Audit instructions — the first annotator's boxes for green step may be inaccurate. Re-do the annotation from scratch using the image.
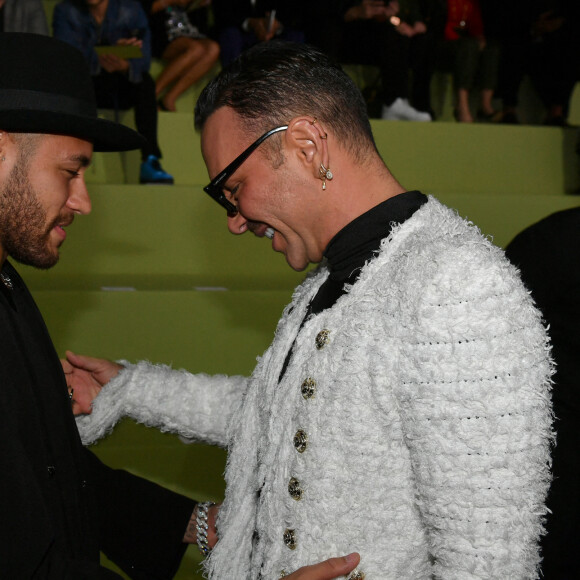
[87,114,580,196]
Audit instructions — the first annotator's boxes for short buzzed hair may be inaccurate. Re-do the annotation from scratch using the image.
[194,42,378,163]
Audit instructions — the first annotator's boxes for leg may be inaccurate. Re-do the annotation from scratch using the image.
[453,37,480,122]
[157,37,220,111]
[409,31,437,114]
[128,72,161,159]
[477,39,500,118]
[127,73,173,184]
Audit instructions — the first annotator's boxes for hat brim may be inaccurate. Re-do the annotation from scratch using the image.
[0,110,146,152]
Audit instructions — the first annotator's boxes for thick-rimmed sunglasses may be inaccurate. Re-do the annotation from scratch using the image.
[203,125,288,215]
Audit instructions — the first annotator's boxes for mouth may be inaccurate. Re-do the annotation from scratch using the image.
[52,217,74,240]
[248,221,275,240]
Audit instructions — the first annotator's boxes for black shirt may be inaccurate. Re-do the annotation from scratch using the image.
[280,190,427,381]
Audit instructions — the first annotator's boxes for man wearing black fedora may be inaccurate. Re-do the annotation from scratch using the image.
[0,33,200,578]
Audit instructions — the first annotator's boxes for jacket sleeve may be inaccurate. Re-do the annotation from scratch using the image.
[121,0,152,83]
[86,450,196,580]
[53,3,101,76]
[76,360,248,448]
[394,240,554,579]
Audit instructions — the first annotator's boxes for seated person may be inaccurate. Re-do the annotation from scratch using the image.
[505,207,580,578]
[437,0,500,123]
[53,0,174,184]
[338,0,442,121]
[212,0,306,67]
[140,0,220,112]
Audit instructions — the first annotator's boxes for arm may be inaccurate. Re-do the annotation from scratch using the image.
[108,0,152,82]
[85,450,199,578]
[343,0,398,22]
[68,352,248,446]
[395,243,553,578]
[52,3,101,76]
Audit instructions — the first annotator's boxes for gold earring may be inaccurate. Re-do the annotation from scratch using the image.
[319,163,333,190]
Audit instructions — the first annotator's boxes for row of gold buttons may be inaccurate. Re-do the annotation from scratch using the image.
[283,330,331,555]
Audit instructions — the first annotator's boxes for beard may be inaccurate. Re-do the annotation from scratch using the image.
[0,157,61,270]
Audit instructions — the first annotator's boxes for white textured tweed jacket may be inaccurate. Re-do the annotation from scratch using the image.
[77,197,554,579]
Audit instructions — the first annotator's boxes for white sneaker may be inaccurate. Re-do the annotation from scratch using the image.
[381,98,432,122]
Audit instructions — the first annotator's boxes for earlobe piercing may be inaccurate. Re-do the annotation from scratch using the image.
[0,156,5,162]
[319,163,333,190]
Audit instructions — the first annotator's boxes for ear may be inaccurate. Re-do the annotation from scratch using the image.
[285,116,329,176]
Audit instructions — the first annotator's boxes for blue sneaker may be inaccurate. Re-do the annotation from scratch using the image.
[140,155,174,184]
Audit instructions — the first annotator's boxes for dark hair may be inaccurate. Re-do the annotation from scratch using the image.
[194,42,377,162]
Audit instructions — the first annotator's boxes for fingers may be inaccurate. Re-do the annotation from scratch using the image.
[65,350,101,372]
[61,358,73,374]
[286,553,360,580]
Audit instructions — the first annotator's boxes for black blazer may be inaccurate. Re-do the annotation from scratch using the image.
[0,261,195,579]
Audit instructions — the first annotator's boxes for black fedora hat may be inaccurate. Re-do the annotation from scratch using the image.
[0,33,145,152]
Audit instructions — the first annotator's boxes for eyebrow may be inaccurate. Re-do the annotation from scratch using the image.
[71,154,92,168]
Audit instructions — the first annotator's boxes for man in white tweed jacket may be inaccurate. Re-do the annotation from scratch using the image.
[67,42,554,579]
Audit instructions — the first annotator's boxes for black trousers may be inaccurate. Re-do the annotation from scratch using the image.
[340,19,436,112]
[92,70,161,159]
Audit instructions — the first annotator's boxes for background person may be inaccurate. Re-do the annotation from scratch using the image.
[438,0,500,123]
[211,0,306,67]
[53,0,175,184]
[139,0,220,112]
[338,0,440,121]
[505,207,580,579]
[68,41,553,579]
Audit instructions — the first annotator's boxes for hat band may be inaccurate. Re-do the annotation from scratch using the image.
[0,89,96,117]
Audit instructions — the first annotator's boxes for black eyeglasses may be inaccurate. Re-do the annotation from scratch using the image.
[203,125,288,215]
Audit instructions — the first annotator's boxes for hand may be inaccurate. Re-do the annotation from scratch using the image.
[117,37,143,49]
[346,1,388,22]
[62,357,103,415]
[65,351,123,385]
[413,21,427,35]
[248,16,279,41]
[98,53,130,73]
[62,351,123,414]
[285,553,361,579]
[396,21,415,36]
[183,502,220,548]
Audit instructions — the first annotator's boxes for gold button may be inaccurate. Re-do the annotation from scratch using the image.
[288,477,303,500]
[293,429,308,453]
[315,329,330,349]
[301,378,316,399]
[347,570,365,580]
[283,528,297,550]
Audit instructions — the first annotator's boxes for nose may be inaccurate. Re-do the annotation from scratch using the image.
[227,210,248,235]
[67,179,92,215]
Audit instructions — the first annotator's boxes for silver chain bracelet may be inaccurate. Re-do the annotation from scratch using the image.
[195,501,215,556]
